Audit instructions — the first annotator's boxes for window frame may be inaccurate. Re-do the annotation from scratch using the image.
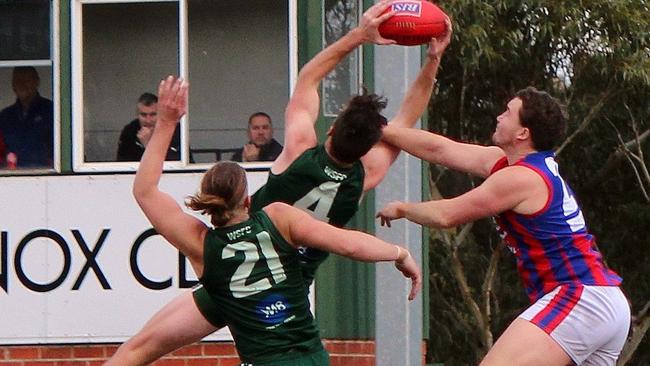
[0,0,61,174]
[320,0,363,118]
[70,0,298,173]
[71,0,184,173]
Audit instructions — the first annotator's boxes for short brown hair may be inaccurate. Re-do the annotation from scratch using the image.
[330,89,387,164]
[248,112,271,126]
[515,87,567,151]
[138,92,158,106]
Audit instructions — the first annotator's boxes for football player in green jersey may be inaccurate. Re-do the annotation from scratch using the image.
[105,76,420,366]
[250,6,451,287]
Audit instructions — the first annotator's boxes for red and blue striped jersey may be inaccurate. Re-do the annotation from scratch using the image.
[492,151,621,302]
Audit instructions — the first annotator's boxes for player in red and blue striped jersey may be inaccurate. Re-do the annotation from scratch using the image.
[491,150,622,303]
[377,86,629,366]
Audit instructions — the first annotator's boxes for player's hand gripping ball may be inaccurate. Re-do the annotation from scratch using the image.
[378,1,448,46]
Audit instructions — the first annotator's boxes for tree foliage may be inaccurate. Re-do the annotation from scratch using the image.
[425,1,649,364]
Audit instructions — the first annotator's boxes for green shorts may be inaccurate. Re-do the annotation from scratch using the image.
[242,348,330,366]
[193,285,227,328]
[193,286,329,366]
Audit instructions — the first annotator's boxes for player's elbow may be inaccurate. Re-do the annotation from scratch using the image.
[436,216,457,229]
[132,184,144,201]
[132,183,155,208]
[295,69,320,90]
[363,166,387,191]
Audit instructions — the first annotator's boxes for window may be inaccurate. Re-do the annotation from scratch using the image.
[73,1,180,168]
[322,0,361,117]
[0,0,59,172]
[72,0,292,171]
[187,0,290,165]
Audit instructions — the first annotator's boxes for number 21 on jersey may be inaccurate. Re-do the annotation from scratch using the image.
[223,231,287,298]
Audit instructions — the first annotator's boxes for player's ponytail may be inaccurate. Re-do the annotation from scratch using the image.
[186,161,248,227]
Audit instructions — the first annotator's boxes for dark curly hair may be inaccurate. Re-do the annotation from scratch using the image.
[329,88,388,164]
[515,87,568,151]
[186,162,248,227]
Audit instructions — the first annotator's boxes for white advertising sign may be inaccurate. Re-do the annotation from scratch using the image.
[0,171,269,344]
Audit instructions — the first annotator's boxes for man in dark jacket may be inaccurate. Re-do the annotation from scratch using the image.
[0,66,53,168]
[116,92,180,161]
[232,112,282,162]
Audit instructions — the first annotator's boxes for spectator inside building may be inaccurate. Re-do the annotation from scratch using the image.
[0,66,54,169]
[116,92,181,162]
[231,111,282,162]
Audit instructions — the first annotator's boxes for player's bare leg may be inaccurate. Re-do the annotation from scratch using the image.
[480,318,573,366]
[104,292,217,366]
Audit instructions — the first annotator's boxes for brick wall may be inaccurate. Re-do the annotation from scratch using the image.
[0,340,390,365]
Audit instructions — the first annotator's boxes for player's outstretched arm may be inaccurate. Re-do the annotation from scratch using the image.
[361,19,452,190]
[273,0,396,174]
[382,124,504,178]
[133,76,206,271]
[391,18,452,129]
[290,0,395,96]
[376,166,543,228]
[265,202,421,300]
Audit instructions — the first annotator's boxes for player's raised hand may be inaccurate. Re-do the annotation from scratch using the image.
[358,0,397,45]
[427,17,453,60]
[157,75,189,127]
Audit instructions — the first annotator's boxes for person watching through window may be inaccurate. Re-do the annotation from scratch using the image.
[0,66,53,168]
[232,112,283,162]
[116,92,181,162]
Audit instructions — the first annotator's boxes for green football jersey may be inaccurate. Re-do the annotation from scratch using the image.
[195,211,324,364]
[250,145,365,284]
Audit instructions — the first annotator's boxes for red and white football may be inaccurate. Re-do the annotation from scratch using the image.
[378,1,448,46]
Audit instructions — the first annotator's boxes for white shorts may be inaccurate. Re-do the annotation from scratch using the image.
[519,285,630,366]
